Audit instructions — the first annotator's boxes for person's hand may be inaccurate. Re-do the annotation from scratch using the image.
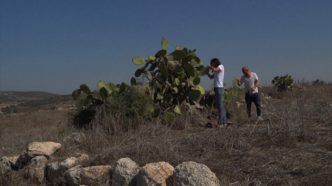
[235,79,240,86]
[251,86,256,92]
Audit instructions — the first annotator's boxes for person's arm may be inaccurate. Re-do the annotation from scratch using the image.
[251,73,259,91]
[208,65,221,79]
[254,79,260,87]
[210,66,221,73]
[207,72,214,79]
[236,77,243,86]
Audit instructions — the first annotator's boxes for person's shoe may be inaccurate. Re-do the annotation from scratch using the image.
[227,121,233,125]
[257,116,264,121]
[219,124,227,128]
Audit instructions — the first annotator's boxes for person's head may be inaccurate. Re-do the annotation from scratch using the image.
[210,58,221,68]
[242,66,250,76]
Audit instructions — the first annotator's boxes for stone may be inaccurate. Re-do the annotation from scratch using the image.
[64,165,82,186]
[80,165,112,185]
[7,155,19,166]
[0,156,12,174]
[169,161,220,186]
[27,141,61,157]
[61,153,89,168]
[112,158,140,186]
[24,156,48,184]
[229,181,241,186]
[45,161,66,184]
[136,162,174,186]
[45,153,89,184]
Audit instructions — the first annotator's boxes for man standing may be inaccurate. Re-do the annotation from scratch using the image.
[208,58,227,127]
[237,66,263,120]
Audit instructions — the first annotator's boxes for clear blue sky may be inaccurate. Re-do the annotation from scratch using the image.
[1,0,331,94]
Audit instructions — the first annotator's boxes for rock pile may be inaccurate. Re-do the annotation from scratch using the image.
[0,140,220,186]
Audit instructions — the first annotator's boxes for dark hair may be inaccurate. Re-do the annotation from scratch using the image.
[210,58,221,67]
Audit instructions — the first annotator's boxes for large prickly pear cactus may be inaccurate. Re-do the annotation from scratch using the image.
[131,37,209,114]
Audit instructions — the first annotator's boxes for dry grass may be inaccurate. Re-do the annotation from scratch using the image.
[0,84,331,185]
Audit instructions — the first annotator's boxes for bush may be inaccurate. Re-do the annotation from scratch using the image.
[272,74,294,92]
[72,83,154,131]
[1,105,17,114]
[312,79,326,86]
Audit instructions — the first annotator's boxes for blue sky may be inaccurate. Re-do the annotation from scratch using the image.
[1,0,331,94]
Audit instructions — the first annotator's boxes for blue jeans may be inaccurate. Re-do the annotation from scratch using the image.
[214,87,227,125]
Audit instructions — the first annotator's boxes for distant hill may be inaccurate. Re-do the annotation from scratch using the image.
[0,91,59,103]
[0,91,73,113]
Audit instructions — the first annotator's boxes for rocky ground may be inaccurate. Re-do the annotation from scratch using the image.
[1,141,220,185]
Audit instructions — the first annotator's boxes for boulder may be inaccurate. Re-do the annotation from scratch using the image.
[24,156,48,184]
[80,165,112,185]
[45,153,89,184]
[45,161,66,184]
[136,162,174,186]
[7,155,19,166]
[0,156,12,174]
[112,158,140,186]
[64,165,82,186]
[61,153,89,168]
[168,161,220,186]
[27,141,61,157]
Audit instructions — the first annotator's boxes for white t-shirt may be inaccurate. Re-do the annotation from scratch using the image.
[240,72,259,94]
[213,64,224,88]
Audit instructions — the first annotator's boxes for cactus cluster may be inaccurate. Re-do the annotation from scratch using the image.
[272,74,294,92]
[72,81,123,107]
[72,37,209,122]
[131,37,209,114]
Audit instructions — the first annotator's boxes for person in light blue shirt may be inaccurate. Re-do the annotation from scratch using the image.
[208,58,227,127]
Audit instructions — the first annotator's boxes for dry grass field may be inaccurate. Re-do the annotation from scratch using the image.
[0,84,331,185]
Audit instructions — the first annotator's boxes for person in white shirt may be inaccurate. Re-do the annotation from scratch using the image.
[208,58,227,127]
[236,66,263,120]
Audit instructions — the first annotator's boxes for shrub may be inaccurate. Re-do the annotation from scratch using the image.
[72,82,154,130]
[312,79,326,86]
[1,105,17,114]
[272,74,294,92]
